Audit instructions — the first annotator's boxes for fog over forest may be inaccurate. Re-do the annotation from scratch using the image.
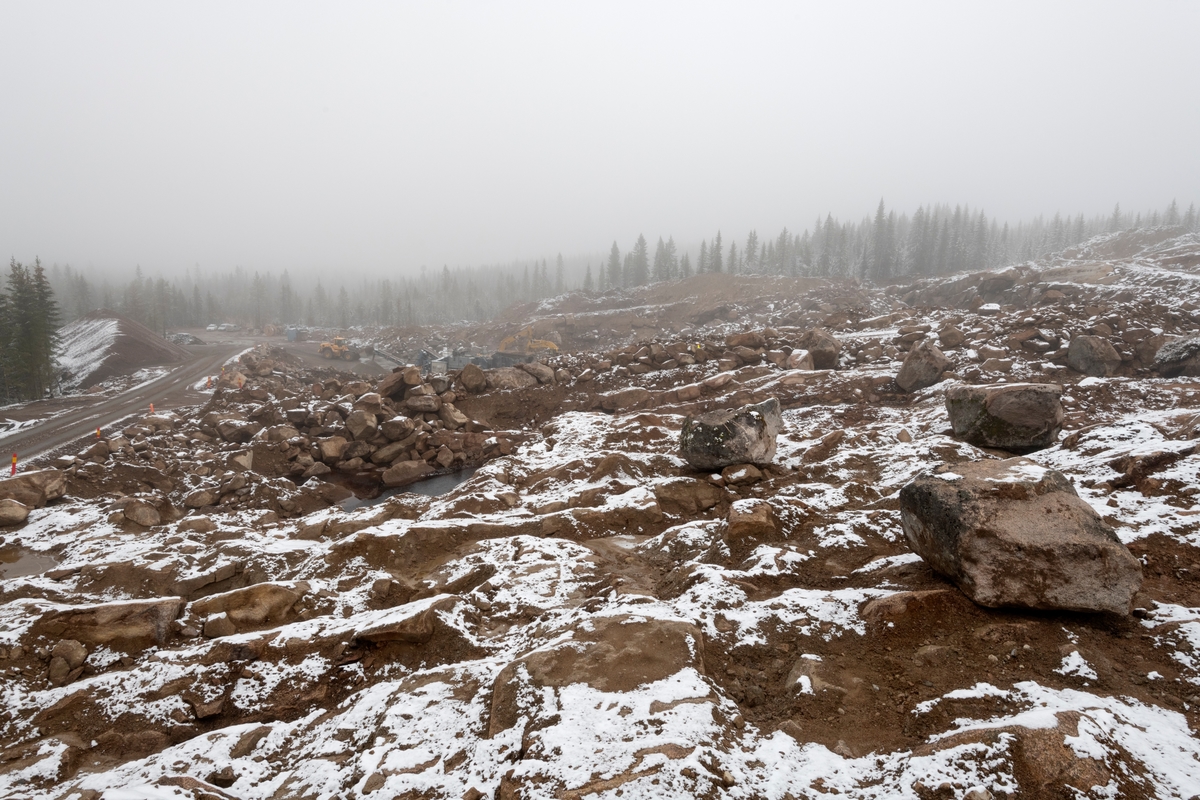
[2,2,1198,298]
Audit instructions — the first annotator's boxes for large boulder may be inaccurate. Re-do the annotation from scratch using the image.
[1154,334,1200,377]
[0,469,66,509]
[0,498,30,525]
[123,499,162,527]
[405,394,442,413]
[1066,335,1121,377]
[459,362,488,393]
[945,383,1063,453]
[345,409,378,441]
[216,418,260,443]
[795,328,841,370]
[896,340,951,392]
[899,458,1142,615]
[726,330,766,350]
[380,416,416,441]
[680,397,782,470]
[599,387,652,412]
[376,369,408,400]
[191,582,306,631]
[383,460,435,487]
[486,367,538,391]
[518,361,555,384]
[317,436,349,462]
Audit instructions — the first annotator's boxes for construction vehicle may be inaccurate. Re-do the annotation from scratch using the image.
[497,327,559,356]
[493,327,559,366]
[318,336,360,361]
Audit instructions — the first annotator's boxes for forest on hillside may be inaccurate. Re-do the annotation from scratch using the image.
[0,258,60,401]
[37,200,1200,333]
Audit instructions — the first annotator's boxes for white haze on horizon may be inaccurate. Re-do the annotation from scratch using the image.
[1,1,1197,278]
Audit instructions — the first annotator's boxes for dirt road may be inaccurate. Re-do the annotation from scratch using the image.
[0,343,243,462]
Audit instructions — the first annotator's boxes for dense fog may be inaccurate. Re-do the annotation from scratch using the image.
[2,2,1198,281]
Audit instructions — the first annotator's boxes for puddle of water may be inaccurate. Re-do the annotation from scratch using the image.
[341,467,478,512]
[0,547,60,579]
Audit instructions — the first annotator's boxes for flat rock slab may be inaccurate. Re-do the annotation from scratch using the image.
[32,596,185,649]
[680,397,782,470]
[945,383,1063,453]
[899,458,1141,615]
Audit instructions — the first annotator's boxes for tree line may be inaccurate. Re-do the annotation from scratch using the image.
[41,198,1199,332]
[0,258,60,401]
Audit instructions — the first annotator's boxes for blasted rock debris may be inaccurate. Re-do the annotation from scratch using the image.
[899,459,1143,614]
[3,229,1200,798]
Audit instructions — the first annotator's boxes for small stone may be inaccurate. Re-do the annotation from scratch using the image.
[204,613,237,638]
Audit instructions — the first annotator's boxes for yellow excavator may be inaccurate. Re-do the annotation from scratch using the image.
[493,327,558,366]
[498,327,558,356]
[319,336,360,361]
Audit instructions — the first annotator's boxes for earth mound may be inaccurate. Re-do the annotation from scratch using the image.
[56,310,191,389]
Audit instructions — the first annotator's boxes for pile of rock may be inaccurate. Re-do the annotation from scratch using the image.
[53,353,527,525]
[589,327,841,380]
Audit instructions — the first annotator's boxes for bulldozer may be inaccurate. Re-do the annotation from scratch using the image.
[493,327,558,365]
[318,336,360,361]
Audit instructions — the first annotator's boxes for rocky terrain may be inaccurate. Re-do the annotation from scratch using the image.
[2,228,1200,799]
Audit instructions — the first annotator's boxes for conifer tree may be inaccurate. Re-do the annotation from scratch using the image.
[631,234,649,285]
[652,238,668,282]
[606,242,621,290]
[744,230,759,273]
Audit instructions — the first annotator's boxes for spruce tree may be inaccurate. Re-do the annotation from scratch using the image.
[744,231,759,273]
[31,259,60,396]
[631,234,649,285]
[606,242,621,290]
[711,232,723,273]
[652,238,668,282]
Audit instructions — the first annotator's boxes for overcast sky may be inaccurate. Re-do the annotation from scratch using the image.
[1,1,1197,275]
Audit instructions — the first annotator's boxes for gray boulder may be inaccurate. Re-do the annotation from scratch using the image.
[518,361,555,384]
[680,397,782,470]
[945,383,1063,453]
[1066,335,1121,377]
[795,329,841,370]
[486,367,538,391]
[896,341,951,393]
[899,458,1141,615]
[1154,334,1200,377]
[123,499,162,527]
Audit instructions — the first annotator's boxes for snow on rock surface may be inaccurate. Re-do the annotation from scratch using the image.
[3,231,1200,799]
